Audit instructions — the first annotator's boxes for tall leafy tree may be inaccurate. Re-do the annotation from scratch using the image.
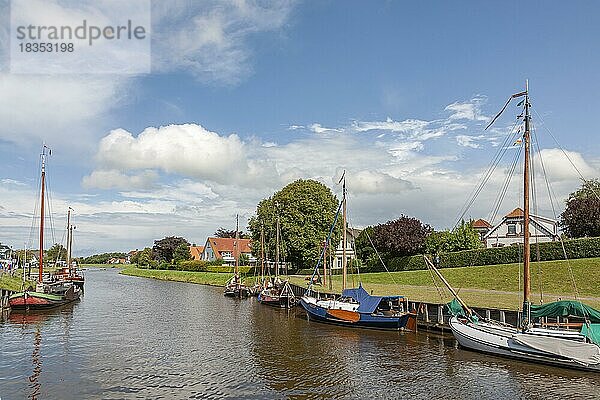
[153,236,190,262]
[214,227,249,239]
[354,226,376,263]
[372,215,433,257]
[248,179,340,269]
[560,179,600,238]
[46,243,67,262]
[173,243,192,264]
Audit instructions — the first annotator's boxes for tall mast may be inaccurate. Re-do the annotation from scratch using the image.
[66,207,72,274]
[38,147,48,283]
[275,215,280,277]
[260,225,265,282]
[522,80,532,327]
[234,214,239,278]
[342,174,347,291]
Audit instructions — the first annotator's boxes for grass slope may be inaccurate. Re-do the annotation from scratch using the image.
[120,267,255,286]
[290,258,600,310]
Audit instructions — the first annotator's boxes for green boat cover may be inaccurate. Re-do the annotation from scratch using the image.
[580,324,600,346]
[530,300,600,323]
[445,299,479,322]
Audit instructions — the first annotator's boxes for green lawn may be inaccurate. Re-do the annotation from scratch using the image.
[119,259,600,310]
[120,267,256,286]
[290,258,600,310]
[0,272,34,292]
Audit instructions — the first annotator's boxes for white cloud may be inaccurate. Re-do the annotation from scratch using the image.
[445,96,488,121]
[456,135,481,148]
[152,0,296,84]
[92,124,252,185]
[534,148,598,182]
[0,74,128,149]
[81,169,158,190]
[309,123,343,134]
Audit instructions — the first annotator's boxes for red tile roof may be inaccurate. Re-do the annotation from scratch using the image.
[207,237,252,257]
[505,208,524,218]
[472,218,491,228]
[189,246,204,260]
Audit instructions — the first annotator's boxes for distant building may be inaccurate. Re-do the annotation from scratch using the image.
[201,237,256,266]
[472,219,492,242]
[332,228,361,270]
[189,245,205,261]
[482,208,559,248]
[126,249,139,263]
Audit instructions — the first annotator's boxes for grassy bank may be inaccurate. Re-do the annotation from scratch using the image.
[290,257,600,310]
[81,263,134,269]
[120,267,254,286]
[119,258,600,310]
[0,272,33,292]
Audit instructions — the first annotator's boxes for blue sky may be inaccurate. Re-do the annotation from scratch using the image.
[1,1,599,255]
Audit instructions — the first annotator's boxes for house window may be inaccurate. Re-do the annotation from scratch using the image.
[507,224,517,236]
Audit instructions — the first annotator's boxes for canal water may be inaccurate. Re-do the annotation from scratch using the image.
[1,269,599,399]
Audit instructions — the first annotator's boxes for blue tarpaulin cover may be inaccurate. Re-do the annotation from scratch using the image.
[342,284,403,314]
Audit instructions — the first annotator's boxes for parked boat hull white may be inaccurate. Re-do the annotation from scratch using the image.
[449,316,600,372]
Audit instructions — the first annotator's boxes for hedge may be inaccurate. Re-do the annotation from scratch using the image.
[360,236,600,273]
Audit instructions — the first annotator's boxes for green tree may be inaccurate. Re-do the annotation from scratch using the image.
[449,220,482,252]
[153,236,190,263]
[425,230,454,254]
[248,179,340,269]
[46,243,67,262]
[425,221,482,254]
[560,179,600,238]
[354,226,376,263]
[136,248,153,267]
[173,243,192,264]
[372,215,433,257]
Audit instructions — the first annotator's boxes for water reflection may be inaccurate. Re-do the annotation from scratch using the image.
[1,269,599,400]
[28,326,42,400]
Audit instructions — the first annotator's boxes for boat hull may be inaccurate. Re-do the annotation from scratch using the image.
[449,317,600,372]
[299,297,413,331]
[8,290,80,310]
[257,293,295,308]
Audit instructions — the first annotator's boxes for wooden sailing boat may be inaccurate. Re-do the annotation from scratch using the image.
[299,173,415,330]
[9,146,82,310]
[224,215,250,298]
[258,215,296,308]
[437,82,600,371]
[53,207,85,289]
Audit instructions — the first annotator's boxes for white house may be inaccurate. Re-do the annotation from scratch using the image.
[332,228,361,270]
[201,237,256,266]
[482,208,559,248]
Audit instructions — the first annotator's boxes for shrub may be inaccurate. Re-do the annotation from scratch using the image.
[177,260,208,272]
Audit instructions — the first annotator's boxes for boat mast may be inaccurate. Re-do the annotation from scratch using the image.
[38,147,48,283]
[275,214,280,278]
[66,207,72,274]
[234,214,239,281]
[342,174,347,291]
[522,79,532,327]
[260,225,265,283]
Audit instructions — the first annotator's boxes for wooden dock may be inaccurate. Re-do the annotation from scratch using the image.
[289,283,521,331]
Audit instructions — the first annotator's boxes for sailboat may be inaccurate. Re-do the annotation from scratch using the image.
[53,207,85,289]
[299,173,416,330]
[258,217,296,308]
[9,146,82,310]
[436,82,600,371]
[224,215,250,298]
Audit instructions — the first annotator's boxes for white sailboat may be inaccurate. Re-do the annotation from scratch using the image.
[430,82,600,372]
